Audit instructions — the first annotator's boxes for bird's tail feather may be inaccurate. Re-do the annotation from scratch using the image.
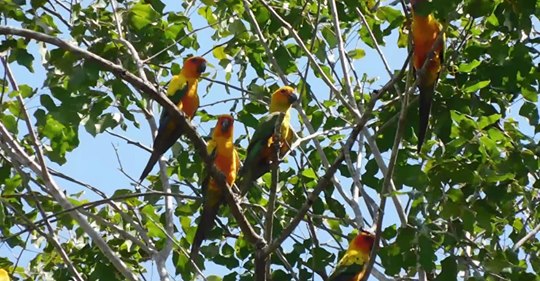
[417,86,433,152]
[139,152,161,182]
[190,201,220,260]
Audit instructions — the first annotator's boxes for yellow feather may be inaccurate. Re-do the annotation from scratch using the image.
[0,269,10,281]
[207,139,217,156]
[167,74,187,97]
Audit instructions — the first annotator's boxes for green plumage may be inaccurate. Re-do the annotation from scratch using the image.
[139,84,189,182]
[238,112,283,194]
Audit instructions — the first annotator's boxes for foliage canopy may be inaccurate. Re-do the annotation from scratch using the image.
[0,0,539,280]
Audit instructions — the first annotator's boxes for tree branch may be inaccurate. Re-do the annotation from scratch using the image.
[242,0,288,83]
[512,223,540,251]
[254,0,360,118]
[328,0,358,109]
[0,25,261,278]
[0,92,139,281]
[361,55,413,281]
[263,73,400,255]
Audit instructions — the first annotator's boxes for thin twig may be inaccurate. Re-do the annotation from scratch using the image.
[261,113,285,278]
[249,0,374,233]
[242,0,288,82]
[328,0,358,109]
[356,8,394,77]
[5,160,84,281]
[361,50,413,281]
[3,56,135,279]
[4,198,84,280]
[142,20,226,64]
[106,129,152,152]
[199,97,252,108]
[282,125,355,158]
[202,77,256,96]
[355,7,409,226]
[263,69,403,255]
[255,0,360,118]
[0,191,196,243]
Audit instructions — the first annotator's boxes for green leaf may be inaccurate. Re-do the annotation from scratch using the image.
[463,79,490,93]
[129,2,160,30]
[307,246,332,272]
[477,114,501,129]
[213,46,228,61]
[9,39,34,72]
[321,26,338,48]
[301,168,317,179]
[465,0,494,18]
[435,256,458,281]
[198,5,218,25]
[30,0,46,8]
[458,59,481,73]
[519,101,539,126]
[347,49,366,59]
[418,234,436,271]
[326,197,346,218]
[521,85,537,102]
[0,114,18,134]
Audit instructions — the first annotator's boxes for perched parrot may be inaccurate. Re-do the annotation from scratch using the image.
[0,269,9,281]
[411,0,444,152]
[190,114,240,259]
[238,86,298,194]
[139,56,207,181]
[328,230,376,281]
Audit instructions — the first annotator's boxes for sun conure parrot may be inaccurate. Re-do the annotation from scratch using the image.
[139,56,207,181]
[411,0,444,152]
[328,230,376,281]
[238,86,298,194]
[0,269,9,281]
[190,114,240,259]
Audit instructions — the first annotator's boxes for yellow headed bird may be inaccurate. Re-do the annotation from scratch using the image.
[190,114,240,259]
[239,86,297,193]
[139,56,207,181]
[411,0,444,151]
[328,230,376,281]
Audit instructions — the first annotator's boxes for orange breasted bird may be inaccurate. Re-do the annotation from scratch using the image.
[238,86,297,193]
[190,115,240,259]
[411,0,444,151]
[139,56,207,181]
[328,230,376,281]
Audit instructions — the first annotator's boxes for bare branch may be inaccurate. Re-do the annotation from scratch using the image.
[356,8,394,77]
[201,77,255,96]
[0,125,138,281]
[106,129,152,152]
[512,223,540,251]
[328,0,358,109]
[263,69,403,255]
[259,113,286,278]
[143,21,226,64]
[242,0,288,82]
[200,97,252,108]
[254,0,361,118]
[4,160,85,281]
[361,56,413,281]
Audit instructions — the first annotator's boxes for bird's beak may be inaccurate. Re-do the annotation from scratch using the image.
[288,93,298,104]
[198,60,207,74]
[220,118,231,133]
